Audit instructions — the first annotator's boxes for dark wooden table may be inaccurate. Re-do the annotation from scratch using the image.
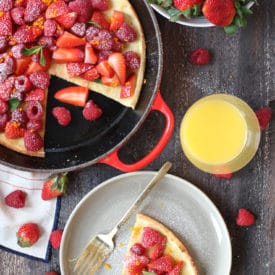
[1,1,274,274]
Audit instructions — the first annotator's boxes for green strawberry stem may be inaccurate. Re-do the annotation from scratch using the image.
[51,172,68,193]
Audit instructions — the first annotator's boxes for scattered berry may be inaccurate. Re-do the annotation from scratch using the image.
[89,29,114,51]
[255,107,272,130]
[189,48,210,65]
[5,190,26,208]
[11,44,25,59]
[24,130,43,151]
[16,223,40,247]
[123,255,150,273]
[0,12,12,36]
[52,106,71,126]
[82,100,102,121]
[236,208,255,227]
[50,229,63,249]
[46,0,70,19]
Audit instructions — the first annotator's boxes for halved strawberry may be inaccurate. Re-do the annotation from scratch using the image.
[120,73,137,98]
[52,48,84,63]
[45,0,69,19]
[15,56,32,75]
[66,62,92,77]
[91,11,110,30]
[96,61,114,78]
[0,12,13,36]
[81,68,99,81]
[84,44,97,64]
[148,255,173,273]
[55,12,77,29]
[109,10,124,32]
[101,74,120,87]
[5,121,26,139]
[56,31,86,48]
[54,86,88,107]
[108,52,126,85]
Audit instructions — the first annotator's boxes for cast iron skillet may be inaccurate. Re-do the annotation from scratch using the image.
[0,0,174,172]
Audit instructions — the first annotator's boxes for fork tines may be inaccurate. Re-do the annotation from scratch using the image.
[73,236,112,275]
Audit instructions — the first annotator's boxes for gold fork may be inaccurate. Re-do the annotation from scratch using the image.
[73,161,172,275]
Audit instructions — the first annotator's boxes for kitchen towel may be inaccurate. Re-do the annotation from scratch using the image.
[0,163,61,262]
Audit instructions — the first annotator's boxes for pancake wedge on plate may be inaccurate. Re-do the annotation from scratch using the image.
[122,213,199,275]
[0,0,145,157]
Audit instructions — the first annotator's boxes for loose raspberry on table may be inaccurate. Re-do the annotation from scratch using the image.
[116,22,137,42]
[52,106,71,126]
[82,100,102,121]
[29,71,50,89]
[236,208,255,226]
[123,51,141,70]
[0,36,8,53]
[255,107,272,130]
[26,100,43,121]
[50,229,63,249]
[141,227,162,248]
[189,48,210,65]
[5,190,26,208]
[24,130,43,151]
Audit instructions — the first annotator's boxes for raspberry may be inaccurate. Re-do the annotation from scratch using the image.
[0,113,9,131]
[11,90,25,102]
[97,50,113,63]
[0,0,13,12]
[5,190,26,208]
[141,227,162,248]
[169,261,184,275]
[89,29,114,51]
[82,100,102,121]
[15,75,32,93]
[130,243,145,256]
[0,11,12,36]
[90,0,109,10]
[25,88,45,101]
[38,36,56,51]
[44,19,57,37]
[151,236,167,260]
[213,173,233,179]
[123,255,150,272]
[189,48,210,65]
[29,71,50,89]
[24,0,47,23]
[5,121,26,139]
[24,130,43,151]
[11,108,29,127]
[0,99,9,114]
[46,0,70,19]
[26,100,43,121]
[52,106,71,126]
[69,0,92,23]
[112,37,124,52]
[0,77,14,100]
[70,22,86,37]
[148,255,173,273]
[0,36,7,53]
[27,119,43,131]
[11,44,25,59]
[236,208,255,226]
[50,229,63,249]
[116,22,137,42]
[14,25,42,43]
[0,55,15,82]
[11,7,25,25]
[123,51,141,70]
[66,63,93,77]
[255,107,272,130]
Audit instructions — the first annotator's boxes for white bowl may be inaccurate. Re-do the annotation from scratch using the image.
[151,1,254,28]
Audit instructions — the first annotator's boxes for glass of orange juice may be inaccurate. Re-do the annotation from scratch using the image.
[180,94,261,174]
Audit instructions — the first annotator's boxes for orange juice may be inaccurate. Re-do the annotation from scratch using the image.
[180,94,261,174]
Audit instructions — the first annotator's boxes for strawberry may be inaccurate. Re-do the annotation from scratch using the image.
[50,229,63,249]
[101,74,120,87]
[109,10,124,32]
[81,68,99,81]
[120,73,137,98]
[16,223,40,247]
[66,62,92,77]
[56,12,78,29]
[202,0,236,27]
[236,208,255,227]
[56,31,86,48]
[174,0,204,17]
[5,190,26,208]
[45,0,69,19]
[84,44,98,64]
[189,48,210,65]
[96,61,114,78]
[15,56,32,75]
[123,255,150,273]
[151,236,167,260]
[141,227,162,248]
[213,173,233,179]
[24,130,43,151]
[24,0,47,23]
[148,255,174,273]
[91,11,110,30]
[52,48,84,63]
[52,106,71,126]
[82,99,103,121]
[108,52,126,85]
[0,11,12,37]
[54,86,88,107]
[90,0,109,11]
[5,121,26,139]
[41,173,68,200]
[68,0,93,23]
[255,107,272,130]
[168,261,184,275]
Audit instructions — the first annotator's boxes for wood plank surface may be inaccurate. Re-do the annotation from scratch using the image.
[0,0,274,274]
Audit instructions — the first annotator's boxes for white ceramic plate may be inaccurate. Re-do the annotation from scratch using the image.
[60,172,232,275]
[151,2,254,27]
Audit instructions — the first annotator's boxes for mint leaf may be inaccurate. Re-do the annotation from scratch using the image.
[93,79,102,84]
[39,49,46,67]
[142,272,157,275]
[87,20,101,28]
[22,45,43,56]
[9,98,20,112]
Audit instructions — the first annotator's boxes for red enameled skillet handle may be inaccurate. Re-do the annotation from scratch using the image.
[98,91,174,172]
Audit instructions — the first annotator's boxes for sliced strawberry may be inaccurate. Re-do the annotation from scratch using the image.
[101,74,120,87]
[25,88,45,101]
[168,261,184,275]
[91,11,110,30]
[66,62,93,77]
[55,12,77,29]
[81,68,99,81]
[56,31,85,48]
[5,121,26,139]
[15,56,32,75]
[45,0,69,19]
[84,44,97,64]
[108,52,126,85]
[52,48,84,63]
[0,11,12,37]
[148,255,173,273]
[68,0,92,23]
[90,0,109,11]
[110,10,124,32]
[54,86,88,107]
[123,255,150,274]
[120,73,137,98]
[96,61,114,78]
[151,235,167,260]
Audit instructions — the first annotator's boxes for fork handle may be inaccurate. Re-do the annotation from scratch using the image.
[108,161,172,238]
